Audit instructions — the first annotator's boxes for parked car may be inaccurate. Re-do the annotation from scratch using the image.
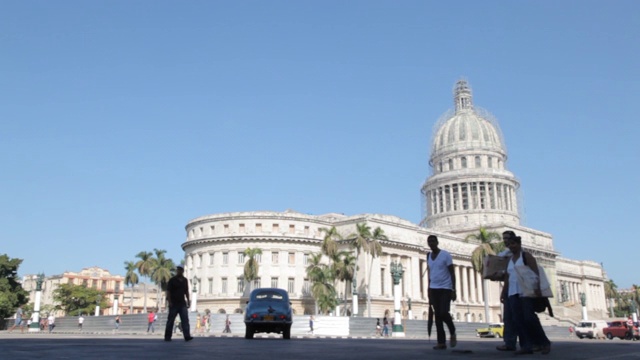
[475,323,504,338]
[574,320,608,339]
[244,288,293,339]
[603,320,640,340]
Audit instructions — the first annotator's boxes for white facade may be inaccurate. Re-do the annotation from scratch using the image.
[182,80,607,322]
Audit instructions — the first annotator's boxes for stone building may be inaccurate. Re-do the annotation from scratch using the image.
[22,266,160,315]
[182,80,607,322]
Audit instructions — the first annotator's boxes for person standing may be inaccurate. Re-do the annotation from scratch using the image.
[503,230,551,355]
[426,235,457,350]
[47,313,55,333]
[115,315,121,331]
[309,315,314,335]
[223,315,232,333]
[375,318,382,336]
[147,310,156,333]
[78,314,85,331]
[8,305,24,333]
[164,265,193,342]
[382,316,389,337]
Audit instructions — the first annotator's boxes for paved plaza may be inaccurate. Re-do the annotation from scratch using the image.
[2,332,640,360]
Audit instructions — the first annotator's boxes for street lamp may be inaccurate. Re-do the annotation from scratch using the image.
[191,276,199,312]
[95,294,102,316]
[29,273,45,331]
[390,260,405,337]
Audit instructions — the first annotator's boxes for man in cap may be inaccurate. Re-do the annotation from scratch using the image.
[164,265,193,342]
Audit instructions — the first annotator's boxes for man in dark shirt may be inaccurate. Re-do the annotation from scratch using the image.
[164,265,193,341]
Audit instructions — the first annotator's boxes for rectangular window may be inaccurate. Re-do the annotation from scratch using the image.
[256,223,262,232]
[303,253,309,265]
[445,185,451,211]
[222,252,229,265]
[237,278,244,293]
[239,223,245,233]
[288,252,295,265]
[209,252,215,265]
[101,282,107,291]
[255,253,262,263]
[272,251,279,264]
[114,282,120,293]
[303,278,310,295]
[82,279,88,287]
[488,157,493,168]
[288,278,295,294]
[272,224,279,233]
[452,184,459,211]
[209,225,215,234]
[304,226,310,235]
[224,224,230,234]
[198,254,203,267]
[253,277,261,289]
[381,268,385,295]
[199,227,203,236]
[461,183,469,210]
[289,224,295,234]
[238,253,245,264]
[271,277,278,288]
[208,278,214,294]
[222,278,228,294]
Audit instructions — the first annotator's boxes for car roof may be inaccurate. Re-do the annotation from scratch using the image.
[250,287,289,299]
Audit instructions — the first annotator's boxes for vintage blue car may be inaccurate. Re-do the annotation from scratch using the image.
[244,288,293,339]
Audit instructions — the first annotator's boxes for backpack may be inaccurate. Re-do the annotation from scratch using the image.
[522,252,554,317]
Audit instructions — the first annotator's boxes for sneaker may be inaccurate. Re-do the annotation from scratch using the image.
[450,334,457,348]
[433,344,447,350]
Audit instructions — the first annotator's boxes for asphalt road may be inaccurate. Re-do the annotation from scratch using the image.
[2,333,640,360]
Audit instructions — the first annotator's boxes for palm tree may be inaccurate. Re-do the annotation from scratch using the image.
[135,251,156,313]
[319,226,342,259]
[347,223,370,316]
[151,249,175,311]
[365,226,387,317]
[306,252,337,314]
[332,251,356,315]
[243,248,263,294]
[124,261,139,314]
[465,227,503,323]
[604,279,618,318]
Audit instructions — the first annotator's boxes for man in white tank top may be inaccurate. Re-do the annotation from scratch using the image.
[427,235,457,350]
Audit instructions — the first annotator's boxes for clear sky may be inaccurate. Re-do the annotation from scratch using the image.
[2,1,638,289]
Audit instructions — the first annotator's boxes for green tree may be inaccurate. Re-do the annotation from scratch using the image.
[124,260,139,314]
[0,254,29,320]
[306,252,337,314]
[331,251,356,315]
[319,226,342,259]
[151,249,175,311]
[52,283,108,316]
[135,251,156,312]
[348,223,387,317]
[465,227,503,323]
[604,279,618,318]
[365,226,387,317]
[243,248,263,294]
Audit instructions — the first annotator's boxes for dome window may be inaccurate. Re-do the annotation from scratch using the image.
[448,159,453,171]
[475,156,481,168]
[439,162,443,173]
[488,157,493,168]
[461,157,467,168]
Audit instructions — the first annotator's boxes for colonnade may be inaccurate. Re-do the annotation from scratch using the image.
[558,279,605,311]
[427,181,517,215]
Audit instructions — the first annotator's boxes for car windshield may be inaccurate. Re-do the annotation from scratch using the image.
[489,324,501,328]
[254,291,285,301]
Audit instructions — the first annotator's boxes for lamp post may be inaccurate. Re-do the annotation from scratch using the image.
[352,273,358,317]
[95,295,102,316]
[390,260,405,337]
[191,276,199,312]
[580,292,587,320]
[29,273,44,332]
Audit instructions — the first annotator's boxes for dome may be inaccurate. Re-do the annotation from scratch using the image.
[430,80,505,163]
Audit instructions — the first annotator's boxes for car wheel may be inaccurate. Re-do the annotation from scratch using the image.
[283,326,291,340]
[245,326,254,339]
[578,335,584,339]
[606,332,613,340]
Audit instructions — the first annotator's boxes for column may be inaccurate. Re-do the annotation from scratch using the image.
[461,267,469,303]
[454,265,462,300]
[469,267,477,303]
[448,185,454,212]
[476,272,484,303]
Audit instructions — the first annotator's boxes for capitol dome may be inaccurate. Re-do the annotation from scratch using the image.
[430,80,506,164]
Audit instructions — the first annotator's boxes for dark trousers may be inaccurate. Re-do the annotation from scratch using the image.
[503,297,518,348]
[508,295,550,351]
[164,305,191,340]
[430,288,456,345]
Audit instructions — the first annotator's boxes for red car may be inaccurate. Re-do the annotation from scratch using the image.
[603,320,640,340]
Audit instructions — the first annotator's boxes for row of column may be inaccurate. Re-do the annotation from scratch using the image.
[427,181,517,215]
[559,280,604,310]
[453,265,485,304]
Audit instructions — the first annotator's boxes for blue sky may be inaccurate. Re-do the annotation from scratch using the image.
[1,1,638,289]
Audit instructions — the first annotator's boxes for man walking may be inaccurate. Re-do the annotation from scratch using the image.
[78,314,85,331]
[164,265,193,342]
[426,235,457,350]
[8,305,24,333]
[147,309,155,333]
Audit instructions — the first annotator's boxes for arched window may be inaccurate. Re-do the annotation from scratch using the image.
[461,157,467,168]
[438,162,443,173]
[475,156,481,168]
[448,159,453,170]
